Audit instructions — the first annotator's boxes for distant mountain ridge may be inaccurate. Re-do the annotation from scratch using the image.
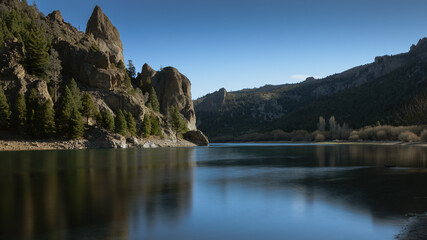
[194,38,427,139]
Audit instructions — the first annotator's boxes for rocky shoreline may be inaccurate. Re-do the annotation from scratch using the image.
[0,137,196,151]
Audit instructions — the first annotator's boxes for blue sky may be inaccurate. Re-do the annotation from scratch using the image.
[37,0,427,99]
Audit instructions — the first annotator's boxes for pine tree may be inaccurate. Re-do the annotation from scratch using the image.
[125,111,136,136]
[68,107,84,139]
[168,105,188,136]
[25,24,49,77]
[12,93,26,127]
[142,113,151,137]
[147,87,160,112]
[68,78,82,110]
[26,88,39,132]
[0,87,11,129]
[115,110,127,136]
[101,110,115,131]
[141,76,152,94]
[56,86,75,133]
[45,49,62,102]
[150,114,161,136]
[127,60,136,79]
[39,101,55,137]
[81,92,97,124]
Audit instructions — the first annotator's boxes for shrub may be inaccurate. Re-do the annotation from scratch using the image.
[290,130,310,141]
[314,133,325,142]
[348,133,360,141]
[376,130,387,141]
[398,131,420,142]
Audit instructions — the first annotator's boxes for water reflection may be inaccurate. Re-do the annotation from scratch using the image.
[0,148,195,240]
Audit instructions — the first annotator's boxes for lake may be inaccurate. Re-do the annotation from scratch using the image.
[0,143,426,240]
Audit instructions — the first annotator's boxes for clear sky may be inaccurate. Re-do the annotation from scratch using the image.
[37,0,427,99]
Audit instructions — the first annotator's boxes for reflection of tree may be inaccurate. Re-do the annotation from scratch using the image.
[0,148,195,239]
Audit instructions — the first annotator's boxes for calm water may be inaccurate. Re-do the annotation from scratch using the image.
[0,143,427,240]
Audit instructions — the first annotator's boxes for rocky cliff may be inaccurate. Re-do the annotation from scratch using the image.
[0,2,206,146]
[195,38,427,138]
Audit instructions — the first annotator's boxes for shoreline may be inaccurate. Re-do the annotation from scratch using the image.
[211,140,427,147]
[1,139,427,151]
[0,137,196,151]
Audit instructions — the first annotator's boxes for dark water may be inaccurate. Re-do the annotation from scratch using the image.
[0,143,427,240]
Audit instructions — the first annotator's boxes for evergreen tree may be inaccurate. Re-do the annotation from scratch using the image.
[141,76,152,94]
[68,107,84,139]
[142,113,151,137]
[39,101,55,137]
[168,105,188,136]
[25,24,49,77]
[150,114,161,136]
[125,111,137,136]
[101,110,115,131]
[56,86,75,133]
[26,88,39,131]
[68,78,82,110]
[81,92,97,124]
[127,60,136,79]
[45,49,62,102]
[146,87,160,112]
[0,87,10,129]
[115,110,127,136]
[12,93,26,127]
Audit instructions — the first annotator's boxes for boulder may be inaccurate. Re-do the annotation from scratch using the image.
[86,5,124,65]
[152,66,197,130]
[183,130,209,146]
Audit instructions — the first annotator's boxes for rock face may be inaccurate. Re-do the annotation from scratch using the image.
[151,66,197,130]
[86,5,124,65]
[194,88,227,113]
[183,130,209,146]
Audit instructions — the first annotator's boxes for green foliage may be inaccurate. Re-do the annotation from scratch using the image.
[168,105,188,136]
[81,92,98,124]
[24,24,49,77]
[56,86,75,133]
[398,91,427,125]
[141,76,152,94]
[68,78,81,110]
[38,101,55,137]
[114,110,127,136]
[26,88,39,132]
[12,93,26,127]
[68,107,84,139]
[89,44,100,52]
[146,87,160,112]
[117,60,125,70]
[0,87,10,129]
[101,110,115,131]
[127,60,136,79]
[141,113,151,137]
[150,115,161,136]
[125,111,136,136]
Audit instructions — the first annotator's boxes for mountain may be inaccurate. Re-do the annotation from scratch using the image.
[194,39,427,139]
[0,1,207,146]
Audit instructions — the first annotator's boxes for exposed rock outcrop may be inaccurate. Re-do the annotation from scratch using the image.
[86,5,124,65]
[183,130,209,146]
[194,88,227,113]
[151,66,197,130]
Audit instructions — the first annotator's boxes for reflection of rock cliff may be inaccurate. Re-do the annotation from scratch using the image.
[0,148,195,239]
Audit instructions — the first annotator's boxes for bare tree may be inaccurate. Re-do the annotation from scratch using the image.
[45,49,62,102]
[317,116,325,131]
